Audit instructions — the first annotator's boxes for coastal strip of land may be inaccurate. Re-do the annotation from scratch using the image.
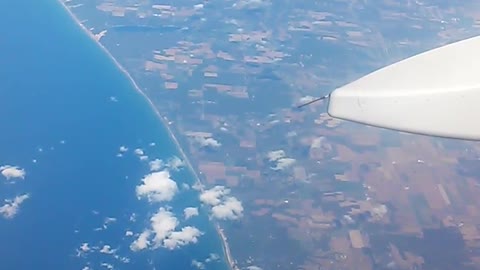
[57,1,238,269]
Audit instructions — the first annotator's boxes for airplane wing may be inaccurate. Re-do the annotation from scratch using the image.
[327,35,480,141]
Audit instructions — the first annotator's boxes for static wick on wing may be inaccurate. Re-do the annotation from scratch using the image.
[296,93,331,109]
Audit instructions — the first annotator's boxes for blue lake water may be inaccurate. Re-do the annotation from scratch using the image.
[0,1,228,269]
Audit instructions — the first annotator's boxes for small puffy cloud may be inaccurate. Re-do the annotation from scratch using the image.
[267,150,285,161]
[200,186,230,206]
[150,208,179,247]
[192,260,205,269]
[100,245,115,254]
[101,263,113,269]
[310,137,325,149]
[168,156,185,170]
[76,243,92,257]
[80,243,90,252]
[193,253,220,268]
[163,226,203,250]
[371,204,388,220]
[0,194,29,219]
[131,208,203,251]
[200,186,243,220]
[195,137,221,148]
[136,170,178,202]
[134,148,148,160]
[104,217,116,223]
[0,165,26,180]
[267,150,295,170]
[149,159,164,171]
[272,158,295,170]
[119,146,128,153]
[233,0,270,10]
[246,266,263,270]
[211,197,243,220]
[116,255,130,264]
[184,207,199,220]
[149,157,184,172]
[130,231,151,251]
[298,95,315,104]
[205,253,220,263]
[192,182,204,191]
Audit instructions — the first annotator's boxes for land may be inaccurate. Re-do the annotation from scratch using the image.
[62,0,480,269]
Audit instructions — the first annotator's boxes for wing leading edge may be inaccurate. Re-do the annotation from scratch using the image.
[327,35,480,141]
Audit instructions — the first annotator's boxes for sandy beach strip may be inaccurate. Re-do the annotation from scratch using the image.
[57,1,237,269]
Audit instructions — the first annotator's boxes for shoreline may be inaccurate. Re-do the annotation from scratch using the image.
[57,1,237,269]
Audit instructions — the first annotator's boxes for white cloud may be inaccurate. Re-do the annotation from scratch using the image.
[148,156,185,172]
[168,156,185,170]
[130,231,151,251]
[195,137,221,148]
[298,95,315,104]
[200,186,243,220]
[136,170,178,202]
[132,148,148,160]
[131,208,203,251]
[371,204,388,219]
[95,217,117,230]
[233,0,270,10]
[80,243,90,252]
[125,230,134,237]
[192,260,205,269]
[192,182,204,191]
[267,150,295,170]
[200,186,230,206]
[119,146,128,153]
[272,157,295,170]
[267,150,285,161]
[311,137,325,148]
[212,197,243,220]
[163,226,203,250]
[115,255,130,264]
[246,266,263,270]
[205,253,220,263]
[0,165,26,180]
[149,159,164,171]
[184,207,199,220]
[76,243,92,257]
[104,217,117,225]
[150,207,179,247]
[100,245,116,254]
[0,194,29,219]
[101,263,113,269]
